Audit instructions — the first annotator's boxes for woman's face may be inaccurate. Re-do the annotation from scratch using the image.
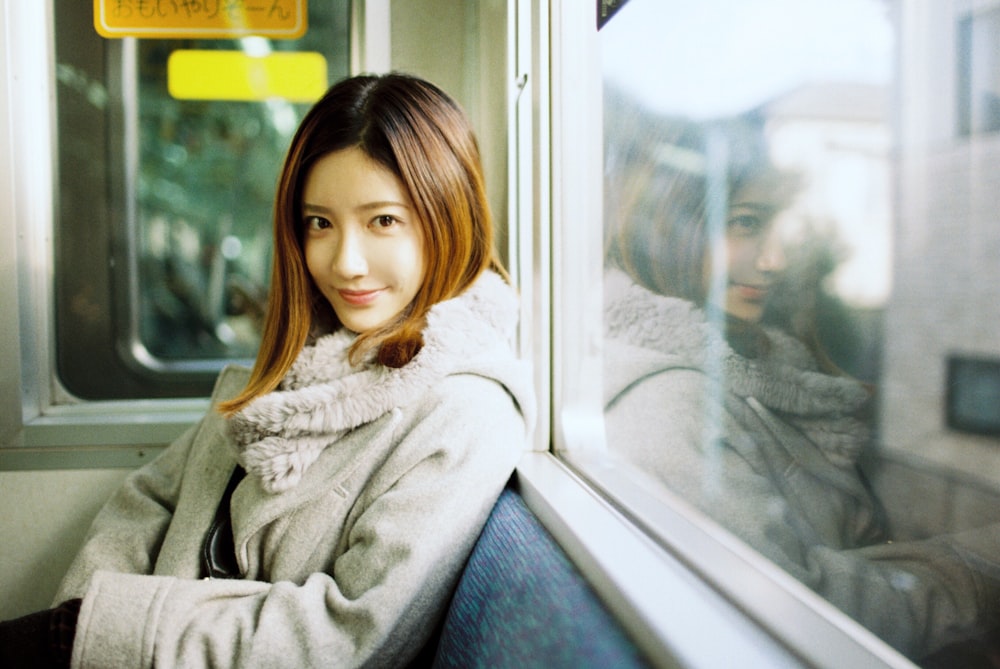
[703,177,787,323]
[302,146,426,334]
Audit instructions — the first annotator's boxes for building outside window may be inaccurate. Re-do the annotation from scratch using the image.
[958,7,1000,136]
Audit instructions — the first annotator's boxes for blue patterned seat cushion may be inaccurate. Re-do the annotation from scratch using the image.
[431,486,649,668]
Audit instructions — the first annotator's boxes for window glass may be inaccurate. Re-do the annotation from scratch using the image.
[958,7,1000,136]
[53,0,349,399]
[132,39,299,365]
[580,0,1000,664]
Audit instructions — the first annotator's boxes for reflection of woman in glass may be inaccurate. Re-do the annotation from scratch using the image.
[603,107,999,661]
[0,74,533,668]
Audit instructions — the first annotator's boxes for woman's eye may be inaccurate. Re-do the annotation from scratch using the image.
[727,214,763,234]
[374,215,397,228]
[305,216,330,231]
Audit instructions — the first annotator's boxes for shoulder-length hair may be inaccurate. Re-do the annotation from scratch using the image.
[603,91,791,357]
[605,103,771,303]
[220,73,505,414]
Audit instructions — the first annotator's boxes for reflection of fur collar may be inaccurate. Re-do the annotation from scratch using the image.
[228,271,519,493]
[604,269,870,466]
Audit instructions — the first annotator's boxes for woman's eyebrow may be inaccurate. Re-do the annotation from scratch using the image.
[356,200,411,211]
[301,201,411,213]
[728,201,779,214]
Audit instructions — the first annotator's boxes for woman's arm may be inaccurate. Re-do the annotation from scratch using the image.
[53,367,250,603]
[69,374,526,669]
[52,422,197,604]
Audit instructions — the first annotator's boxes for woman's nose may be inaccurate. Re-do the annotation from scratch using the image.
[757,228,786,274]
[333,230,368,278]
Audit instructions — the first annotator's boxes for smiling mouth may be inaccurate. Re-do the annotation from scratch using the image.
[733,284,770,301]
[338,288,383,306]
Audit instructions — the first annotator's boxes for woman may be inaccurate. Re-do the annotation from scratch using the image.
[0,73,534,668]
[602,109,1000,661]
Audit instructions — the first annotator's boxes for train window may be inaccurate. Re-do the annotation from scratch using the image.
[53,0,349,400]
[554,0,1000,665]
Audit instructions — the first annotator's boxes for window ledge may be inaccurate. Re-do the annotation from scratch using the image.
[1,399,207,470]
[547,450,918,669]
[515,450,802,668]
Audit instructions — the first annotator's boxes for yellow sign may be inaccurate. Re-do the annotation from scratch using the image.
[94,0,307,39]
[168,50,327,102]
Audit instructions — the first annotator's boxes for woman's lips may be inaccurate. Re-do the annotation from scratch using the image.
[337,288,384,306]
[733,283,770,301]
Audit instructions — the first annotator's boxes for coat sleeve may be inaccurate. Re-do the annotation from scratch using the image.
[53,368,250,605]
[605,367,1000,660]
[69,374,527,669]
[52,421,197,603]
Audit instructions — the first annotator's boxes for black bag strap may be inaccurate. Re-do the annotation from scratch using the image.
[201,465,247,579]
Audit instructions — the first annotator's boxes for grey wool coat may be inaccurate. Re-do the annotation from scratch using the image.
[54,271,535,669]
[602,269,1000,659]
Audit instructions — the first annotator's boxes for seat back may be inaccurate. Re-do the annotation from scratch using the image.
[431,485,650,668]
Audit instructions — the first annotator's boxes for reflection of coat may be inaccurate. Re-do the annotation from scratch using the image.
[602,269,1000,659]
[55,271,534,669]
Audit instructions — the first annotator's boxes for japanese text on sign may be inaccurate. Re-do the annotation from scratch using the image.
[93,0,307,39]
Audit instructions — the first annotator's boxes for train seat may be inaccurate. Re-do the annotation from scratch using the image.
[429,480,650,668]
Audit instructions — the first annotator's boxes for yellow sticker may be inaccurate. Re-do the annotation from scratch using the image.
[94,0,307,39]
[167,50,327,102]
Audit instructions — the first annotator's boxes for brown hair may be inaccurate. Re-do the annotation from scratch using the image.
[219,73,505,414]
[605,98,773,301]
[603,91,791,357]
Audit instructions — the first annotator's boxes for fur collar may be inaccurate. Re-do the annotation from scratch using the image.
[228,271,519,493]
[604,269,870,466]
